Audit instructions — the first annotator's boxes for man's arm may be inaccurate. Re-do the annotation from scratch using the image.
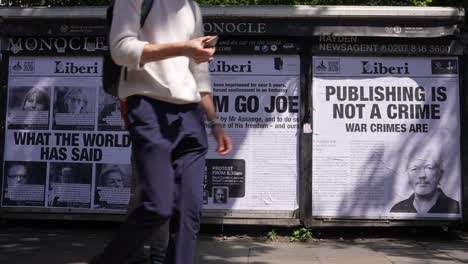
[199,92,232,156]
[189,2,231,155]
[140,37,215,66]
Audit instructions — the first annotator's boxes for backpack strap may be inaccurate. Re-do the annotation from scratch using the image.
[125,0,153,82]
[106,0,116,28]
[189,0,201,27]
[108,0,152,28]
[140,0,154,28]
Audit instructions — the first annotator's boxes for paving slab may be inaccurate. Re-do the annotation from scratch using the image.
[248,241,393,264]
[196,239,250,264]
[249,243,321,264]
[418,241,468,263]
[0,226,107,264]
[364,239,467,264]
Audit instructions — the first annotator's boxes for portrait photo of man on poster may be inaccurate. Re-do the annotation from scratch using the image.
[213,187,228,204]
[390,141,460,215]
[4,161,46,187]
[2,161,47,207]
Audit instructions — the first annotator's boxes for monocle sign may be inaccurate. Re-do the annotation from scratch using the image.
[204,22,267,35]
[5,36,107,54]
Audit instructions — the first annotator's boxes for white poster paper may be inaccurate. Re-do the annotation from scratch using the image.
[204,55,300,211]
[312,56,462,219]
[2,56,131,210]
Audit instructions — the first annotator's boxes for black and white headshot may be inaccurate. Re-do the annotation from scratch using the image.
[390,144,460,214]
[213,187,228,204]
[2,161,47,207]
[55,86,94,114]
[7,86,51,129]
[8,86,51,111]
[53,86,96,130]
[96,164,131,188]
[4,161,46,188]
[22,87,50,111]
[94,164,132,210]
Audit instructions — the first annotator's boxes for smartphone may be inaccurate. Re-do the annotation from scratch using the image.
[203,36,219,48]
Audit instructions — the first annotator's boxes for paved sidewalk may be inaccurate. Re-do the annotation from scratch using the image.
[196,237,468,264]
[0,222,467,264]
[196,235,468,264]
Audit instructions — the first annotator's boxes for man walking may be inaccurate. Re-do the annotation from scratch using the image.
[91,0,232,263]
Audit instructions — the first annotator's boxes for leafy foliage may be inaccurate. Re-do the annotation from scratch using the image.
[1,0,463,7]
[289,227,313,242]
[266,229,278,241]
[209,0,460,5]
[3,0,108,6]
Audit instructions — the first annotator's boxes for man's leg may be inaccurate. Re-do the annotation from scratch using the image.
[127,153,169,264]
[165,107,208,264]
[91,206,169,264]
[173,145,206,264]
[91,96,177,264]
[126,153,147,264]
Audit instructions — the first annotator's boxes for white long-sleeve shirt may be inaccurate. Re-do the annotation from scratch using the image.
[110,0,212,103]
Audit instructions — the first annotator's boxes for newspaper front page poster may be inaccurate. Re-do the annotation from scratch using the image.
[2,56,131,210]
[312,56,461,219]
[204,55,300,211]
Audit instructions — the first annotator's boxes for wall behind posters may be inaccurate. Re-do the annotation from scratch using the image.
[1,8,463,224]
[311,56,462,220]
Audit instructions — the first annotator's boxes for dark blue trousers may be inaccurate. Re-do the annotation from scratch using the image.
[92,95,208,264]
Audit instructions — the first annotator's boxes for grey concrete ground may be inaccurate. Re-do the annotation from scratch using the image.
[0,221,467,264]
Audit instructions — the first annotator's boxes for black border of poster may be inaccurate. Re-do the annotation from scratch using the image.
[0,50,8,204]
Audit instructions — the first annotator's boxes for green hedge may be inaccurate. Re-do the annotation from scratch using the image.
[2,0,463,7]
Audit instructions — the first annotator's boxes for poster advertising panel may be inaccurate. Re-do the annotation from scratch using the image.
[312,56,461,219]
[204,55,300,211]
[1,54,300,214]
[2,56,131,211]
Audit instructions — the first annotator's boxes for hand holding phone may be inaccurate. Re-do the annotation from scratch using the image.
[203,36,219,48]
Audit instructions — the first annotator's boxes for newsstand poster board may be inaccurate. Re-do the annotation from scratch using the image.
[311,56,462,219]
[1,54,300,212]
[1,56,132,210]
[204,55,300,210]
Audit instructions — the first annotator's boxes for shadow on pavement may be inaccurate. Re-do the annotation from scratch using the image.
[1,221,467,264]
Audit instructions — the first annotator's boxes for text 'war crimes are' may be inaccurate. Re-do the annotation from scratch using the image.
[345,122,429,133]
